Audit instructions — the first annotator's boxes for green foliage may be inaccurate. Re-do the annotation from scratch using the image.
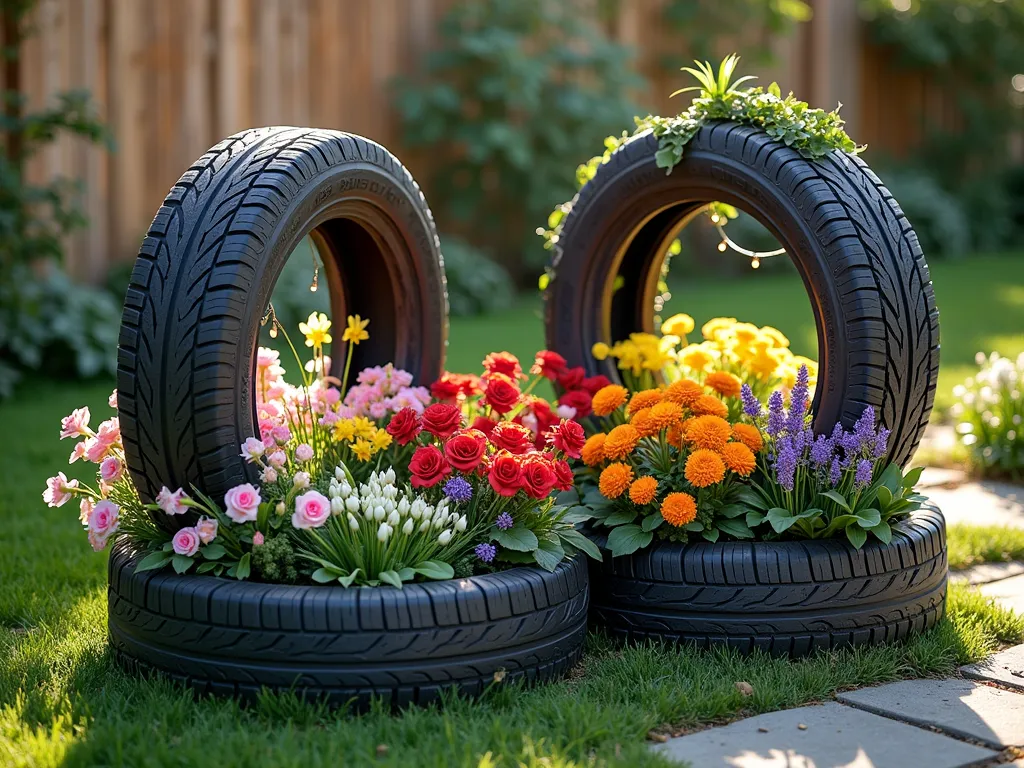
[947,523,1024,570]
[394,0,641,278]
[951,352,1024,480]
[251,536,300,584]
[438,235,514,317]
[878,167,970,258]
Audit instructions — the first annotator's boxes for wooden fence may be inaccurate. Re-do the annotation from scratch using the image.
[6,0,961,283]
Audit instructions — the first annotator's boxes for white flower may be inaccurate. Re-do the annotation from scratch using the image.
[397,498,411,516]
[437,529,452,545]
[402,518,414,535]
[384,467,396,485]
[345,496,360,513]
[556,404,577,420]
[377,522,391,542]
[384,499,395,515]
[331,497,345,516]
[293,471,310,489]
[455,515,467,532]
[373,505,386,522]
[335,467,345,482]
[339,482,352,499]
[348,513,359,531]
[419,518,431,533]
[387,510,400,527]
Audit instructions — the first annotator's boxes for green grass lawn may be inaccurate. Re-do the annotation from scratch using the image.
[2,380,1023,767]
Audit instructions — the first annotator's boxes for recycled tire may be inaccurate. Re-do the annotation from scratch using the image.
[587,505,947,656]
[544,121,940,467]
[117,127,448,517]
[107,542,588,708]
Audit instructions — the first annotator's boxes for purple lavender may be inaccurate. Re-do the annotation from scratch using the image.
[853,407,877,452]
[774,438,798,492]
[854,458,873,490]
[872,427,891,460]
[741,384,762,419]
[810,434,834,468]
[786,365,810,433]
[443,477,473,504]
[829,457,842,487]
[474,542,497,563]
[496,511,514,530]
[766,391,786,437]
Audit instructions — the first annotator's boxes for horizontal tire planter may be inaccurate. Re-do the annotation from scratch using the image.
[586,506,947,656]
[108,542,588,708]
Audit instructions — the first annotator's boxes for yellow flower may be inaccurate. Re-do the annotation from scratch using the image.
[352,438,373,462]
[661,313,695,337]
[299,312,332,348]
[592,342,611,361]
[701,317,737,341]
[353,416,376,438]
[679,342,719,371]
[342,314,370,345]
[731,322,760,345]
[760,326,790,348]
[370,428,393,453]
[333,418,357,442]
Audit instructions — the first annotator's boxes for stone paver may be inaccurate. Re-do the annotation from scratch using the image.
[980,573,1024,615]
[837,679,1024,749]
[962,643,1024,692]
[651,702,995,767]
[917,466,969,489]
[950,561,1024,586]
[926,480,1024,529]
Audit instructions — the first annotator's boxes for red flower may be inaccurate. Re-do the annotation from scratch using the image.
[483,351,525,380]
[521,454,558,499]
[552,459,574,492]
[385,407,422,446]
[483,373,521,414]
[409,445,451,488]
[522,398,560,449]
[548,419,586,458]
[531,350,568,380]
[582,375,612,395]
[455,373,483,397]
[429,374,462,403]
[558,388,593,418]
[488,451,523,497]
[557,366,586,391]
[471,415,498,437]
[444,429,488,472]
[489,421,534,455]
[422,403,463,439]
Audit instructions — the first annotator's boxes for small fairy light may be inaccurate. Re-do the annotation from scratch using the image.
[261,303,281,338]
[707,205,785,265]
[751,257,761,269]
[309,251,320,292]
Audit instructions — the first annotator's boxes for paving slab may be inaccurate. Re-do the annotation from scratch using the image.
[917,466,969,489]
[837,679,1024,749]
[980,573,1024,614]
[926,480,1024,529]
[651,702,996,767]
[961,644,1024,692]
[951,561,1024,586]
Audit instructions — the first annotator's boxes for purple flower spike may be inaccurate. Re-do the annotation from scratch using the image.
[854,458,873,490]
[766,391,786,437]
[853,406,876,452]
[810,435,834,467]
[475,542,497,563]
[829,457,843,487]
[872,428,891,460]
[443,477,473,503]
[787,365,810,433]
[496,511,514,530]
[741,384,762,419]
[774,438,797,492]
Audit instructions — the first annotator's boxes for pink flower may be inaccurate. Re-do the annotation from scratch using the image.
[100,456,123,484]
[84,438,109,464]
[253,531,265,546]
[60,407,91,439]
[256,347,281,370]
[268,451,287,468]
[272,425,292,445]
[260,467,278,484]
[96,418,120,446]
[172,527,201,557]
[319,411,340,426]
[108,389,118,409]
[294,443,314,462]
[239,437,265,462]
[155,487,189,515]
[43,472,78,507]
[79,497,94,525]
[87,500,119,551]
[369,401,388,420]
[195,515,218,544]
[292,490,330,529]
[323,387,341,405]
[69,441,87,464]
[556,404,577,420]
[292,471,310,489]
[223,483,261,524]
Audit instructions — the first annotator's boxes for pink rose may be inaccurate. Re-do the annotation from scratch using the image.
[89,500,119,538]
[79,497,94,525]
[100,456,123,484]
[155,486,189,515]
[272,426,292,445]
[368,401,388,420]
[239,437,265,462]
[223,483,261,524]
[252,531,265,546]
[268,451,287,468]
[260,467,279,484]
[43,472,78,507]
[292,471,310,489]
[323,387,341,405]
[294,443,314,462]
[108,390,118,409]
[60,407,91,439]
[172,527,201,557]
[292,490,330,529]
[84,437,110,464]
[195,515,218,544]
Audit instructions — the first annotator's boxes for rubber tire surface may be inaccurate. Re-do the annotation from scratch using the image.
[108,543,588,708]
[545,122,939,467]
[117,127,448,511]
[587,506,946,656]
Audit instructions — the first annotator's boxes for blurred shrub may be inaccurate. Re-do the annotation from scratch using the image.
[952,352,1024,481]
[440,235,514,317]
[394,0,640,282]
[878,168,971,258]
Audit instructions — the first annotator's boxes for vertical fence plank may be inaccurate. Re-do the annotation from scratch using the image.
[216,0,251,137]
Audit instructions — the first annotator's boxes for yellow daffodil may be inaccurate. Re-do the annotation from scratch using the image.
[333,418,357,442]
[299,312,332,348]
[353,416,376,439]
[342,314,370,345]
[679,342,720,372]
[661,313,695,337]
[592,342,611,361]
[370,428,393,453]
[760,325,790,349]
[352,438,373,462]
[731,322,760,345]
[701,316,737,342]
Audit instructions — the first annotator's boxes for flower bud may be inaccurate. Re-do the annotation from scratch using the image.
[455,515,467,532]
[339,482,352,498]
[387,510,400,527]
[402,518,414,535]
[373,505,386,522]
[330,497,345,516]
[345,496,360,513]
[432,516,445,530]
[335,467,345,482]
[397,497,411,516]
[437,529,452,545]
[292,471,310,489]
[419,518,431,533]
[384,499,395,514]
[377,522,390,542]
[275,501,285,517]
[384,467,396,484]
[347,513,359,531]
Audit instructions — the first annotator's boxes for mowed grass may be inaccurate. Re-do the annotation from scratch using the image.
[2,380,1024,767]
[948,523,1024,570]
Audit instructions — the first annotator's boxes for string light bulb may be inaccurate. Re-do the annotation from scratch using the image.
[707,205,786,264]
[751,257,760,269]
[309,250,320,292]
[717,241,728,252]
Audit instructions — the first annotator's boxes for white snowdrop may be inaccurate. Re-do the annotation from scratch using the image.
[402,518,414,535]
[437,529,452,545]
[377,522,391,542]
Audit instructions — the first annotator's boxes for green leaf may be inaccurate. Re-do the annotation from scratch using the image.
[641,512,665,532]
[683,521,704,532]
[312,567,344,584]
[902,466,924,490]
[769,81,782,98]
[561,508,594,525]
[766,507,797,532]
[845,525,868,549]
[606,525,653,557]
[855,508,882,528]
[196,561,220,574]
[879,463,903,495]
[868,520,892,545]
[413,561,455,581]
[134,551,172,573]
[171,554,194,574]
[734,487,769,510]
[604,509,638,527]
[820,490,852,512]
[338,569,361,587]
[235,552,251,580]
[702,528,720,543]
[716,518,754,539]
[257,501,270,532]
[493,525,539,552]
[718,504,747,519]
[397,567,417,582]
[379,570,404,589]
[554,489,580,506]
[559,528,602,561]
[533,537,565,572]
[745,511,766,528]
[202,543,226,560]
[875,485,893,509]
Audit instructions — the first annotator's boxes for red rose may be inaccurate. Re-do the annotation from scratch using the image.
[409,445,451,488]
[455,373,483,397]
[483,373,521,414]
[421,403,463,439]
[531,350,568,380]
[488,451,523,497]
[548,419,586,458]
[552,459,574,492]
[483,351,525,380]
[444,429,487,472]
[471,416,498,437]
[385,407,422,446]
[520,454,558,499]
[558,388,593,418]
[582,374,612,395]
[557,366,586,391]
[489,421,534,454]
[430,374,462,403]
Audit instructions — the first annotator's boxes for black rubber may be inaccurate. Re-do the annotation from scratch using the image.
[107,542,588,708]
[544,122,940,467]
[117,127,448,516]
[587,506,946,656]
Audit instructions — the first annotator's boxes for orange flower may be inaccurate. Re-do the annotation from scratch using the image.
[581,433,607,467]
[705,371,742,398]
[599,462,634,499]
[603,424,640,460]
[685,415,732,451]
[630,407,659,438]
[663,379,703,407]
[592,385,629,417]
[666,422,684,448]
[692,394,729,418]
[648,401,684,431]
[731,423,763,453]
[721,442,757,476]
[626,388,663,415]
[661,492,697,526]
[629,476,659,505]
[685,449,725,488]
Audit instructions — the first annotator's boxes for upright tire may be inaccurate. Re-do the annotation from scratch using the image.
[117,128,448,513]
[545,121,939,466]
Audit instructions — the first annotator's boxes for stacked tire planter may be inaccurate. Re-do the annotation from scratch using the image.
[110,127,589,705]
[545,121,946,655]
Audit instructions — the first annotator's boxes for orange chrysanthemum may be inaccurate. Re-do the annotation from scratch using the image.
[691,394,729,418]
[599,462,634,499]
[685,415,732,451]
[705,370,742,398]
[603,424,640,460]
[721,442,757,476]
[630,407,659,438]
[731,423,763,453]
[648,401,684,431]
[661,492,697,527]
[666,422,684,448]
[626,388,663,415]
[592,385,629,417]
[629,476,659,505]
[581,433,607,467]
[663,379,703,407]
[684,449,726,488]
